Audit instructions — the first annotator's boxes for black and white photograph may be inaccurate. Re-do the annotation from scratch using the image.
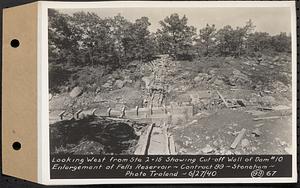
[48,3,295,157]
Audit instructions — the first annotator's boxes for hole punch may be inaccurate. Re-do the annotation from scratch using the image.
[10,39,20,48]
[12,142,21,151]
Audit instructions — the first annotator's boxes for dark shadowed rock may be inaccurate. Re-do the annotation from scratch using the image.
[50,116,146,155]
[252,129,262,137]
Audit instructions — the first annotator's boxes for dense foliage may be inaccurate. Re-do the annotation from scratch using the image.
[156,13,196,59]
[49,9,291,92]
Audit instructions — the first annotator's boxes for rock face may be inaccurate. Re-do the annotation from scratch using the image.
[50,116,145,155]
[69,87,83,98]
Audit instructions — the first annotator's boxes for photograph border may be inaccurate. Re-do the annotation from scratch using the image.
[39,1,297,185]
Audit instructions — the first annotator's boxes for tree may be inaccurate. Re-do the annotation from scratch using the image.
[238,19,255,55]
[71,12,115,67]
[48,9,82,93]
[247,32,272,52]
[156,13,196,59]
[216,20,255,56]
[122,17,157,61]
[216,25,234,56]
[48,9,80,67]
[107,14,131,66]
[198,24,217,56]
[270,32,291,52]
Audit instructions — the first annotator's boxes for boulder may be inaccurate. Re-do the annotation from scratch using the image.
[213,140,219,147]
[208,69,217,75]
[213,78,224,86]
[142,76,153,87]
[273,105,291,111]
[249,97,258,104]
[202,145,214,154]
[106,79,114,84]
[115,80,125,89]
[126,79,133,84]
[273,56,280,62]
[241,139,250,148]
[95,87,101,93]
[229,70,250,86]
[232,69,241,75]
[225,56,234,61]
[69,87,83,98]
[261,96,276,106]
[272,81,289,93]
[102,82,112,88]
[194,76,202,82]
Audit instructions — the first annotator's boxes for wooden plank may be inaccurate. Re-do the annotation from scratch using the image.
[256,106,273,111]
[254,123,264,128]
[147,125,169,155]
[163,123,170,155]
[228,105,240,108]
[168,135,177,155]
[144,123,155,155]
[230,128,246,149]
[91,108,97,115]
[107,108,112,117]
[216,90,229,108]
[58,110,66,120]
[253,116,281,121]
[74,109,83,119]
[134,123,154,155]
[136,106,139,116]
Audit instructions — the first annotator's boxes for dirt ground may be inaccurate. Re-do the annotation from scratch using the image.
[171,108,292,155]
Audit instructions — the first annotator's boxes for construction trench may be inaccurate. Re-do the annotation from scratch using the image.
[50,56,191,155]
[50,103,193,155]
[50,86,292,155]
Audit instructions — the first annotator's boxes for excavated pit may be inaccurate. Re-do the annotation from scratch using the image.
[50,116,147,155]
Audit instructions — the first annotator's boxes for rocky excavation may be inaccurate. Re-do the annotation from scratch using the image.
[50,53,293,155]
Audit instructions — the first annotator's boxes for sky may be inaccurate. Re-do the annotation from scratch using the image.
[58,7,291,35]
